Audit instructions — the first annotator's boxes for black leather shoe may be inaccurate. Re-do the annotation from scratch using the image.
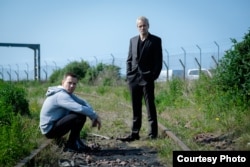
[116,134,140,142]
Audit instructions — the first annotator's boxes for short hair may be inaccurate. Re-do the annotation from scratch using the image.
[136,16,149,26]
[63,72,78,80]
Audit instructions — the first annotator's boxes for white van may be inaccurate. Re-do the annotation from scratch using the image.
[187,68,212,80]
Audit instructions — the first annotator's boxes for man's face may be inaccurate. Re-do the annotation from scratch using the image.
[137,20,149,36]
[62,76,78,94]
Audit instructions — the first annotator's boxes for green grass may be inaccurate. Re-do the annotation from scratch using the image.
[0,78,249,167]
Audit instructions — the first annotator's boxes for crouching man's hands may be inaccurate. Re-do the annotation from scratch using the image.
[92,115,101,130]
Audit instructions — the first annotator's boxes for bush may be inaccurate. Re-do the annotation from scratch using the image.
[0,81,30,117]
[48,69,63,84]
[214,29,250,103]
[49,61,122,86]
[0,81,38,166]
[93,63,121,86]
[0,114,38,166]
[49,60,91,83]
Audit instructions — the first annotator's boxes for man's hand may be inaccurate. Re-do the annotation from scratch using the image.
[92,116,101,130]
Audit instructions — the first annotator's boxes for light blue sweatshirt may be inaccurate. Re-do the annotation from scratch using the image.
[39,85,97,134]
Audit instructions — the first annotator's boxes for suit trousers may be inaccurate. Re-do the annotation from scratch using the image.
[45,112,86,142]
[128,81,158,138]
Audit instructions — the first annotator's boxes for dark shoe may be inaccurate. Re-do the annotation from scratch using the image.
[75,139,91,151]
[64,139,91,153]
[116,134,140,142]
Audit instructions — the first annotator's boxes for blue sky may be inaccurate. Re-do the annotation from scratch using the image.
[1,0,250,79]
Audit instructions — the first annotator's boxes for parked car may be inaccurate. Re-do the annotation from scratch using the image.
[156,69,185,82]
[187,68,212,80]
[156,70,173,82]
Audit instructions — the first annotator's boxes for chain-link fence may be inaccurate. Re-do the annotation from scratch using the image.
[0,41,232,81]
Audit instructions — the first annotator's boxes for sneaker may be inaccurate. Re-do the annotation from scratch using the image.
[76,139,91,151]
[63,139,91,153]
[116,134,140,142]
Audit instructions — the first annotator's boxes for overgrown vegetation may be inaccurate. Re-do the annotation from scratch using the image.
[0,81,39,166]
[214,29,250,103]
[49,60,122,86]
[0,30,249,166]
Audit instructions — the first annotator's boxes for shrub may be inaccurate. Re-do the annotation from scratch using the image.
[0,81,37,166]
[49,60,91,83]
[49,61,122,86]
[0,81,30,117]
[49,69,63,84]
[0,114,38,166]
[214,29,250,104]
[94,63,121,86]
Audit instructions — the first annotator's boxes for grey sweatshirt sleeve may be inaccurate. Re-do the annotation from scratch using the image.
[57,91,97,120]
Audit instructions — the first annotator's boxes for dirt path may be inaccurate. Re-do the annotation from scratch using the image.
[54,135,167,167]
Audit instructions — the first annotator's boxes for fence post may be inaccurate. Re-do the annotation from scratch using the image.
[181,47,186,80]
[196,45,202,71]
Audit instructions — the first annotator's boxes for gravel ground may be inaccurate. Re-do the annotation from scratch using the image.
[38,134,167,167]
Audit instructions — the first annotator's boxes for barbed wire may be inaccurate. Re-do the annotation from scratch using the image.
[0,38,237,81]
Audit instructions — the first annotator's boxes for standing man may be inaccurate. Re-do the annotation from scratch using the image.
[39,72,101,152]
[118,16,163,142]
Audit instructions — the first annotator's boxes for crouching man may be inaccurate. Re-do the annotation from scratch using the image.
[39,72,101,153]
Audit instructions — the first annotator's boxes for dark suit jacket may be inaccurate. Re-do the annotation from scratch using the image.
[126,33,163,84]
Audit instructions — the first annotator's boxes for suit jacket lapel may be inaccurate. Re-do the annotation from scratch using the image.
[133,36,139,59]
